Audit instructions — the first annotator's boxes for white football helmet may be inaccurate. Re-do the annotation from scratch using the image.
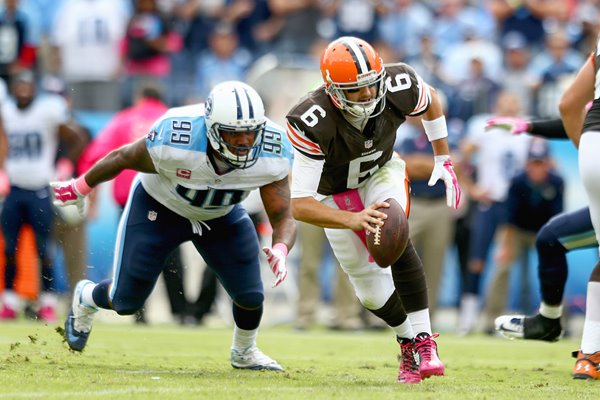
[204,81,266,169]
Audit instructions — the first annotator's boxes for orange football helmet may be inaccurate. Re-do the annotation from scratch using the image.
[320,36,387,118]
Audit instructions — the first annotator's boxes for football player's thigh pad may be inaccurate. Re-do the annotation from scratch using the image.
[363,158,409,209]
[324,225,395,310]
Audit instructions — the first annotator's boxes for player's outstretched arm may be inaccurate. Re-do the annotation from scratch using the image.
[51,137,157,215]
[260,176,297,287]
[486,116,569,140]
[84,136,157,187]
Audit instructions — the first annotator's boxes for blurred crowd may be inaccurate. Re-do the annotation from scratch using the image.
[0,0,598,334]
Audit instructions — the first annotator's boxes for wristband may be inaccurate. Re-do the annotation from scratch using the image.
[74,175,93,196]
[422,116,448,142]
[273,243,288,256]
[434,155,451,163]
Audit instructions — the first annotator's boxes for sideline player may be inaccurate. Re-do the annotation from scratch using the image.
[490,37,600,377]
[286,36,461,383]
[51,81,296,371]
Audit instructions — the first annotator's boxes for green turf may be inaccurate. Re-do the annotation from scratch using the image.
[0,320,596,399]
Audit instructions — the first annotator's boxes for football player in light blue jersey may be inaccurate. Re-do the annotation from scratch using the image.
[51,81,296,371]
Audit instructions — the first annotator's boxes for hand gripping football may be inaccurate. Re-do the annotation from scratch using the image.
[366,198,409,268]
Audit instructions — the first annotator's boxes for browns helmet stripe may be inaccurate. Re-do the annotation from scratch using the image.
[341,38,371,75]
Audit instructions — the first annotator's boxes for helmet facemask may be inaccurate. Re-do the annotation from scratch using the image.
[208,122,265,169]
[204,81,267,170]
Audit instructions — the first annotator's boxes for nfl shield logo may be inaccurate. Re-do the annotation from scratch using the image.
[364,140,373,149]
[147,211,157,221]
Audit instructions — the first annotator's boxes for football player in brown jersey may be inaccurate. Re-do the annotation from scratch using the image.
[286,36,461,384]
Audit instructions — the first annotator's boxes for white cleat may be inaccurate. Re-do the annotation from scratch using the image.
[494,315,526,340]
[64,280,98,351]
[230,346,284,371]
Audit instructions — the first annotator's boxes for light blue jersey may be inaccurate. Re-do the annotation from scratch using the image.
[141,104,293,221]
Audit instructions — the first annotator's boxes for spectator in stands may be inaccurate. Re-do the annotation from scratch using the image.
[378,0,433,61]
[49,0,129,112]
[121,0,181,107]
[501,31,535,115]
[194,22,251,100]
[528,29,585,118]
[321,0,388,43]
[0,0,37,86]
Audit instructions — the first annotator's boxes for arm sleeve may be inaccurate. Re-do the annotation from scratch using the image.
[529,119,568,140]
[291,150,324,199]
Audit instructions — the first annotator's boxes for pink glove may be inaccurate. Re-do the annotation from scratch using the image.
[428,155,461,209]
[50,176,92,216]
[262,243,288,288]
[0,169,10,198]
[485,117,529,134]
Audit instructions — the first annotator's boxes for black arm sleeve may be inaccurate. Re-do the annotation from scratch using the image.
[529,119,568,140]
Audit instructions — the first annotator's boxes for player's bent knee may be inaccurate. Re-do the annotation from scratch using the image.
[536,222,561,251]
[353,275,395,310]
[112,300,145,316]
[233,292,264,310]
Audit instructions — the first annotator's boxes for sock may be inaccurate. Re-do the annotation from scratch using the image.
[539,302,562,319]
[81,282,99,309]
[392,317,414,340]
[581,282,600,354]
[408,308,432,336]
[91,279,113,309]
[39,291,58,308]
[232,325,258,352]
[3,290,21,310]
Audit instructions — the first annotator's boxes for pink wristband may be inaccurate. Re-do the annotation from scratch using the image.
[273,243,288,256]
[74,175,93,196]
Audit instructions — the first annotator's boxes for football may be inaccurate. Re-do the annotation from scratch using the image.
[365,198,409,268]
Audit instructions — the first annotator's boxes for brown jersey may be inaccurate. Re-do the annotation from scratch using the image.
[583,35,600,133]
[286,63,430,196]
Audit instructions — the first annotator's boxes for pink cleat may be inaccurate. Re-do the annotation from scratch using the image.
[396,338,422,384]
[0,304,17,320]
[415,332,445,379]
[38,306,57,323]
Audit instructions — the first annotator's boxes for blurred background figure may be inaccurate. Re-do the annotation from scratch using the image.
[395,115,456,318]
[295,222,364,331]
[49,0,129,112]
[0,0,37,88]
[0,71,86,321]
[120,0,181,107]
[458,91,532,335]
[482,138,564,333]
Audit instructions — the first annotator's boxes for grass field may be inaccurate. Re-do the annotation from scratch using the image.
[0,320,596,400]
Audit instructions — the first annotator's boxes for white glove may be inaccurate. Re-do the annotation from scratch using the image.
[428,155,461,209]
[262,244,288,288]
[50,179,87,217]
